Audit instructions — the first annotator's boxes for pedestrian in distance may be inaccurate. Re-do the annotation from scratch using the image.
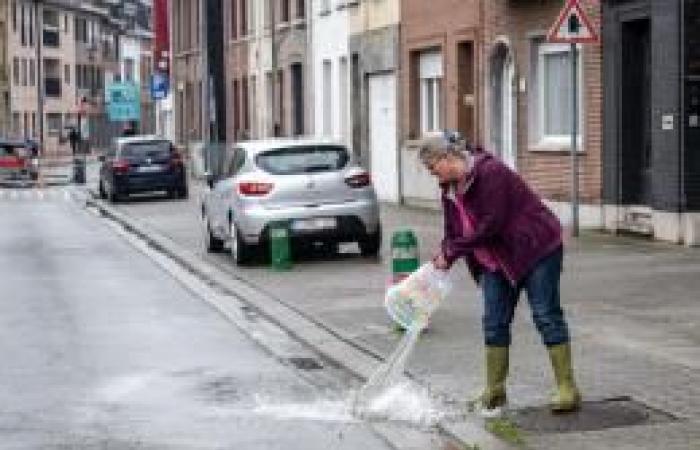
[419,130,581,416]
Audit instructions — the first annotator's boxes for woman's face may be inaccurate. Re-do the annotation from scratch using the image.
[426,155,459,184]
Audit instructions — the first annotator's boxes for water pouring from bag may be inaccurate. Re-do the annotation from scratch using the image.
[353,263,452,419]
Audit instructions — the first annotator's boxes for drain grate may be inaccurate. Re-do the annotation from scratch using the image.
[287,357,324,371]
[507,396,677,434]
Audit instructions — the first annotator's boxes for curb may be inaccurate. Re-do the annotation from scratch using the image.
[85,192,516,450]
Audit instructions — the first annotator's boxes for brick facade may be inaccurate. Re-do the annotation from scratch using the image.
[483,0,603,204]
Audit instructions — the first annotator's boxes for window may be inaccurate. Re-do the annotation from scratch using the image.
[296,0,305,19]
[46,113,62,135]
[29,59,35,86]
[43,10,60,47]
[31,113,36,137]
[256,146,349,175]
[13,58,19,86]
[281,0,290,22]
[241,0,247,35]
[124,58,135,82]
[28,5,33,47]
[64,64,70,85]
[20,4,25,46]
[338,57,348,140]
[64,14,69,33]
[419,50,443,134]
[21,58,27,86]
[533,41,583,146]
[322,60,332,135]
[230,0,238,39]
[320,0,331,15]
[12,1,16,33]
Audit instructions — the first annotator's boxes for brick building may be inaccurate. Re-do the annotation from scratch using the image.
[399,0,484,207]
[483,0,603,226]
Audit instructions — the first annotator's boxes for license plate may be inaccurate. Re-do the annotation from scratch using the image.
[292,217,337,231]
[137,165,164,173]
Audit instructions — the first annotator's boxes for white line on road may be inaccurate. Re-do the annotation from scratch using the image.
[37,190,44,201]
[10,190,18,200]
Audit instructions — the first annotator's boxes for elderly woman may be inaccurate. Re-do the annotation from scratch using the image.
[420,131,581,415]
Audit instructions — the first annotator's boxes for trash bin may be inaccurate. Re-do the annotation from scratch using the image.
[73,157,86,184]
[390,229,419,284]
[269,221,292,271]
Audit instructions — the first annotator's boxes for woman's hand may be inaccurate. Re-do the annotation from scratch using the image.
[432,252,450,271]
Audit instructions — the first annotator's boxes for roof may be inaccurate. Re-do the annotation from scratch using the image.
[236,137,347,154]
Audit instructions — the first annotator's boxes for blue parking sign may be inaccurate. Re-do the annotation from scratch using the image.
[151,72,169,100]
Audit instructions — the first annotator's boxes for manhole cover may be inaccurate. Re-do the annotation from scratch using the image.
[287,357,323,371]
[507,396,676,434]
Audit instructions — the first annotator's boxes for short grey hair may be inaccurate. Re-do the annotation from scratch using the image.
[418,132,468,167]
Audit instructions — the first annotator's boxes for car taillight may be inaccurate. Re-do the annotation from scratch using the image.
[345,172,371,188]
[238,182,274,196]
[170,151,184,167]
[112,159,130,174]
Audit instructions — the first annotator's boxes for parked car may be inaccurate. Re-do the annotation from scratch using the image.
[0,139,32,185]
[98,135,188,202]
[201,138,382,264]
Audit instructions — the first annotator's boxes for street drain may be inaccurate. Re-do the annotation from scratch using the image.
[507,396,677,434]
[287,357,323,371]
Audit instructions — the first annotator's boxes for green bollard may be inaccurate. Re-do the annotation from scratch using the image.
[390,229,419,284]
[269,221,292,271]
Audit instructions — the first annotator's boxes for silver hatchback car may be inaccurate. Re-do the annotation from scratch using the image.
[201,138,381,264]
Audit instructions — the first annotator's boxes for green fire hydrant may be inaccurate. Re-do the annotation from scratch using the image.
[269,221,292,271]
[390,229,419,284]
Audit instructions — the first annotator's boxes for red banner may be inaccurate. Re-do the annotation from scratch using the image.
[153,0,170,76]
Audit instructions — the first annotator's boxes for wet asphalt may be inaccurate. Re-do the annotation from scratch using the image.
[0,187,423,449]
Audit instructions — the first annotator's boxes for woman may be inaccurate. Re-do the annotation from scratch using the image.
[420,131,581,415]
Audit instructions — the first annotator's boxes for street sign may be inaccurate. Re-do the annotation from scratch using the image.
[547,0,599,44]
[546,0,598,238]
[106,82,141,122]
[150,72,169,100]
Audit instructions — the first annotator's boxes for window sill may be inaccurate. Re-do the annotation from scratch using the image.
[528,141,585,154]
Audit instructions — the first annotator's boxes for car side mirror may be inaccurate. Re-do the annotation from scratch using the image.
[205,172,215,189]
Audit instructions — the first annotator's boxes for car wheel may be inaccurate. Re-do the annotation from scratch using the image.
[203,219,224,253]
[359,225,382,258]
[178,185,189,199]
[98,181,107,199]
[230,221,254,265]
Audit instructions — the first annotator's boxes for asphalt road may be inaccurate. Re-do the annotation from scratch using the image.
[0,187,438,449]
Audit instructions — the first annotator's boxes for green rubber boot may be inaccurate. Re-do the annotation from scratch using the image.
[548,343,581,413]
[470,346,509,414]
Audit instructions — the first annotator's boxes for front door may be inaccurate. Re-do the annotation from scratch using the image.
[620,18,652,205]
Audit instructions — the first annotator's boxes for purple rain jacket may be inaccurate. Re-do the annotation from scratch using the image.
[440,152,563,285]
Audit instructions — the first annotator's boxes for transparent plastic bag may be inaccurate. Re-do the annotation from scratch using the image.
[384,263,452,331]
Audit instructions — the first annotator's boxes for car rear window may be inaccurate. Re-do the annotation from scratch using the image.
[121,141,171,159]
[255,146,349,175]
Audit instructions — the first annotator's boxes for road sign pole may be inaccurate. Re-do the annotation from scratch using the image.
[571,43,579,237]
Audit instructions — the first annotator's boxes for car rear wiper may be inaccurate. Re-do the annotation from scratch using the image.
[304,164,333,173]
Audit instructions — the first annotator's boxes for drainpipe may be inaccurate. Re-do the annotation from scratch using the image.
[34,0,44,156]
[679,0,686,244]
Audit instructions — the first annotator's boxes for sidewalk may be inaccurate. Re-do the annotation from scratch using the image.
[94,181,700,449]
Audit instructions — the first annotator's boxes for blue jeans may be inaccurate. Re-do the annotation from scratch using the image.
[481,247,570,347]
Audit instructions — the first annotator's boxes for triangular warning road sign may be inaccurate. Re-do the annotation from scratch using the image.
[547,0,599,44]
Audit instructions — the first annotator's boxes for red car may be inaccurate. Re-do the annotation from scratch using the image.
[0,139,33,185]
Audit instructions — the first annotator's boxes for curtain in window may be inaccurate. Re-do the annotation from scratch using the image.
[543,51,572,136]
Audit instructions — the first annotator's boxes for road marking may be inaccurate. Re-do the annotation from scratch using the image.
[64,189,71,201]
[10,190,18,200]
[37,190,44,201]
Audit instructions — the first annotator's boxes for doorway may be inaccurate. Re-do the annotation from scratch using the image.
[620,18,652,205]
